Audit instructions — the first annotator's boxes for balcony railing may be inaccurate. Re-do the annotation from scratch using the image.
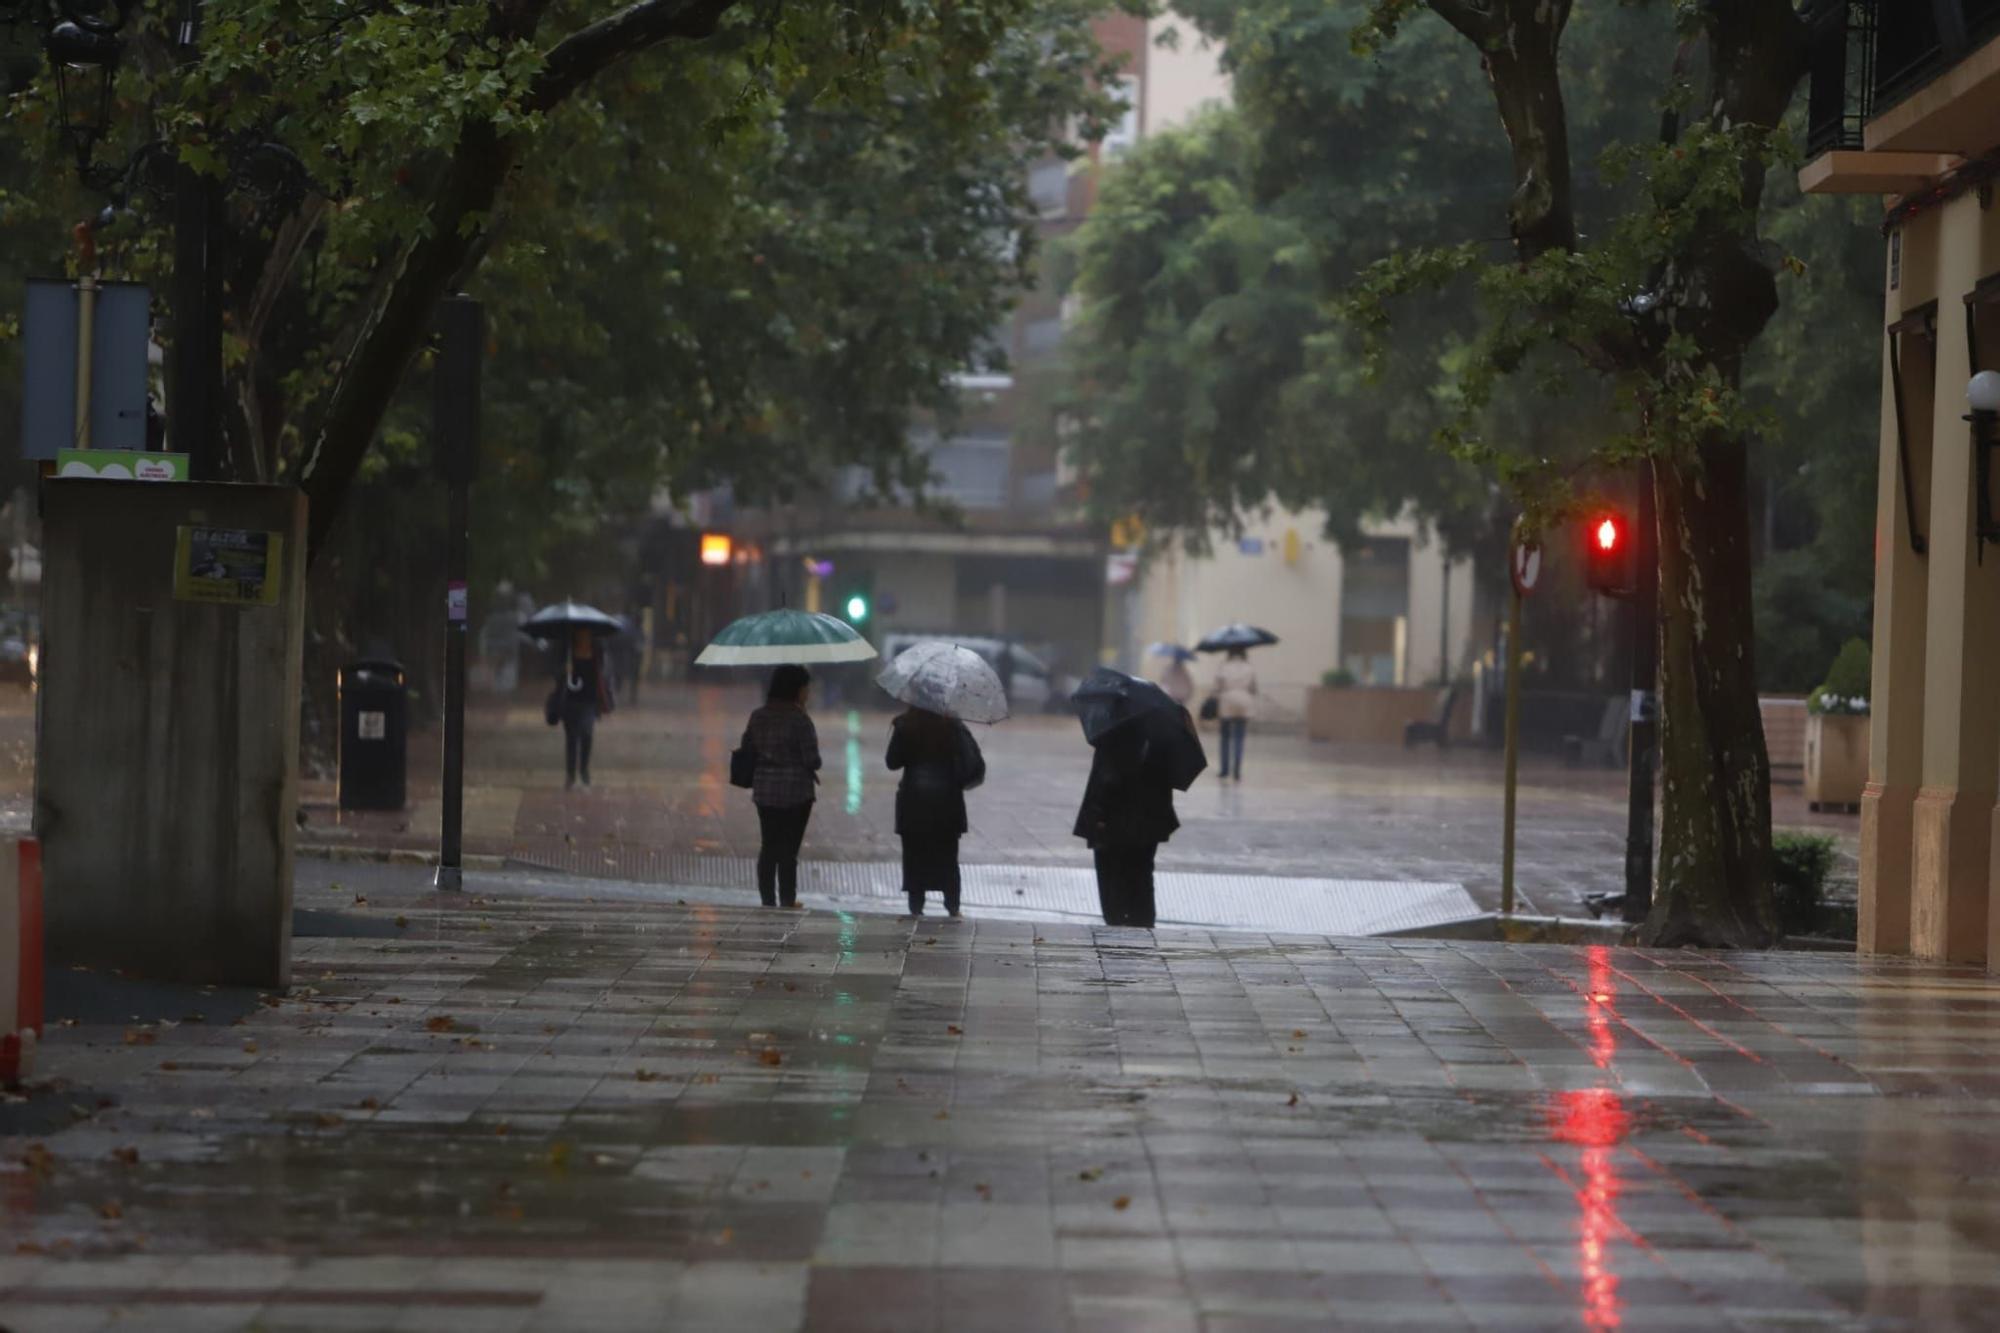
[1807,0,2000,156]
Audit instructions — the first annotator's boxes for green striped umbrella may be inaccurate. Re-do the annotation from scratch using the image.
[695,609,877,667]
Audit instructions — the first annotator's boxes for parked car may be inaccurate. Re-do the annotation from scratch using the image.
[878,632,1070,712]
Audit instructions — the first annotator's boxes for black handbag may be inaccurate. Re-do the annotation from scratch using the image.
[544,688,562,727]
[954,726,987,792]
[1199,697,1220,722]
[729,736,757,789]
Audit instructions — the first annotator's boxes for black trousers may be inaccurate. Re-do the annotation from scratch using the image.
[756,802,813,906]
[562,708,596,786]
[902,834,962,915]
[1094,843,1159,928]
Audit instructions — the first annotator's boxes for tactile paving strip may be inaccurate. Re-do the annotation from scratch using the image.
[506,839,1476,935]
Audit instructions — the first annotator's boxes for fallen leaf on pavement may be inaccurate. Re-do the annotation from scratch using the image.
[358,1097,381,1111]
[946,1025,963,1036]
[1291,1029,1307,1040]
[548,1143,573,1170]
[1286,1092,1300,1107]
[635,1069,664,1083]
[394,916,409,929]
[20,1145,54,1177]
[933,1110,950,1121]
[109,1147,139,1167]
[241,1040,258,1054]
[1112,1196,1131,1212]
[98,1200,123,1221]
[158,1061,179,1072]
[425,1016,457,1034]
[122,1029,155,1046]
[1077,1168,1103,1182]
[758,1047,783,1067]
[314,1112,343,1129]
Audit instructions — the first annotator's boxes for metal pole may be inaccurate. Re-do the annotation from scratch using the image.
[1501,582,1524,916]
[433,296,482,892]
[72,274,96,450]
[437,479,468,891]
[1623,464,1660,922]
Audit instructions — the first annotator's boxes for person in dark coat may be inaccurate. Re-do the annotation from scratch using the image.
[1073,721,1180,928]
[559,628,615,790]
[885,707,986,919]
[742,665,821,908]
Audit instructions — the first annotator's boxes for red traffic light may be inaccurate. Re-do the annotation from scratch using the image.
[1584,510,1636,597]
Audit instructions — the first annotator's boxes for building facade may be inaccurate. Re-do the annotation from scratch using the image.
[1802,0,2000,967]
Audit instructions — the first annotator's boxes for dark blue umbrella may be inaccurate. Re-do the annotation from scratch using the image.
[1070,668,1207,791]
[1148,641,1199,664]
[1196,623,1279,653]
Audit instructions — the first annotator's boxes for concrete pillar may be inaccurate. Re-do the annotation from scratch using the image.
[1861,270,1932,957]
[1911,201,2000,965]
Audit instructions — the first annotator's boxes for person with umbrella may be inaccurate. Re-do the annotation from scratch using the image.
[525,601,624,791]
[739,665,822,909]
[878,642,1003,920]
[1198,624,1276,782]
[699,607,876,909]
[1149,642,1197,707]
[1071,668,1206,928]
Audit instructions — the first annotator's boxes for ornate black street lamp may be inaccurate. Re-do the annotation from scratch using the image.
[42,18,120,176]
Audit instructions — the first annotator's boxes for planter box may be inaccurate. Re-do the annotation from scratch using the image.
[1306,686,1471,746]
[1804,712,1870,811]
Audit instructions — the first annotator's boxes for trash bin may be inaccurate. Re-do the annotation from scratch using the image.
[338,659,408,811]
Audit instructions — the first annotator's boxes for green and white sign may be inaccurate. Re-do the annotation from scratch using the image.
[56,449,187,482]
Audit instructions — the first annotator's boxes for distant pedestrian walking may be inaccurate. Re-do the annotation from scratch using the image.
[1159,657,1195,706]
[739,665,821,908]
[1210,649,1258,782]
[886,706,985,919]
[557,628,614,790]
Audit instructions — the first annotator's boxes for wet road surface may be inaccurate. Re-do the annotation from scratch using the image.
[297,687,1858,924]
[1,868,1989,1331]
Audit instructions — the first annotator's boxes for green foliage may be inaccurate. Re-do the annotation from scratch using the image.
[0,0,1124,559]
[1770,831,1838,936]
[1808,637,1871,715]
[1754,550,1869,696]
[1321,667,1356,688]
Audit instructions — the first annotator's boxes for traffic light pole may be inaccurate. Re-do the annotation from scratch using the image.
[1622,465,1659,923]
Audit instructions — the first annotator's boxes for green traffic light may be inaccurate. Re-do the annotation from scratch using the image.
[845,594,869,622]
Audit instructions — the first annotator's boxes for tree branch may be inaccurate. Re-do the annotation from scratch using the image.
[530,0,743,112]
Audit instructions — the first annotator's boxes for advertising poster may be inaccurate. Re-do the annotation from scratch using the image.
[174,526,282,607]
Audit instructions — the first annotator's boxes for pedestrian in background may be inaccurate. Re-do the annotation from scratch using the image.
[1159,655,1195,707]
[742,665,820,909]
[1074,722,1180,928]
[886,705,985,920]
[1210,647,1258,781]
[558,627,614,790]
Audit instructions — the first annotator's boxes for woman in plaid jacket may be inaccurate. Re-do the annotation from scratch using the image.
[742,665,821,907]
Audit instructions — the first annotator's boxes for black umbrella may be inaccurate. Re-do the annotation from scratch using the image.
[1070,667,1208,791]
[1196,622,1280,653]
[523,600,626,641]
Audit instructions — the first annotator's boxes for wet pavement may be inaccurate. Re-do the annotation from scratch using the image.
[297,687,1859,924]
[2,865,1993,1331]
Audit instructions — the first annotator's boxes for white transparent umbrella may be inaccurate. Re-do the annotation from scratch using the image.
[877,641,1010,724]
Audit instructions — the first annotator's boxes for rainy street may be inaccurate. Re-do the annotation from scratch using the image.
[294,687,1857,931]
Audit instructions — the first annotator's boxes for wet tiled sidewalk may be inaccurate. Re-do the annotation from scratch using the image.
[3,872,1995,1331]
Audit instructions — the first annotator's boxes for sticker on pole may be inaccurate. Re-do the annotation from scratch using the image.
[446,581,468,623]
[357,710,387,741]
[1510,541,1543,597]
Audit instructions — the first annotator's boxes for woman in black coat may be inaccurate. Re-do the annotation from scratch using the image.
[886,706,985,919]
[1073,723,1180,928]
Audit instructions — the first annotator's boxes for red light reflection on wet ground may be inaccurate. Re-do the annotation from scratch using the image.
[1548,945,1631,1331]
